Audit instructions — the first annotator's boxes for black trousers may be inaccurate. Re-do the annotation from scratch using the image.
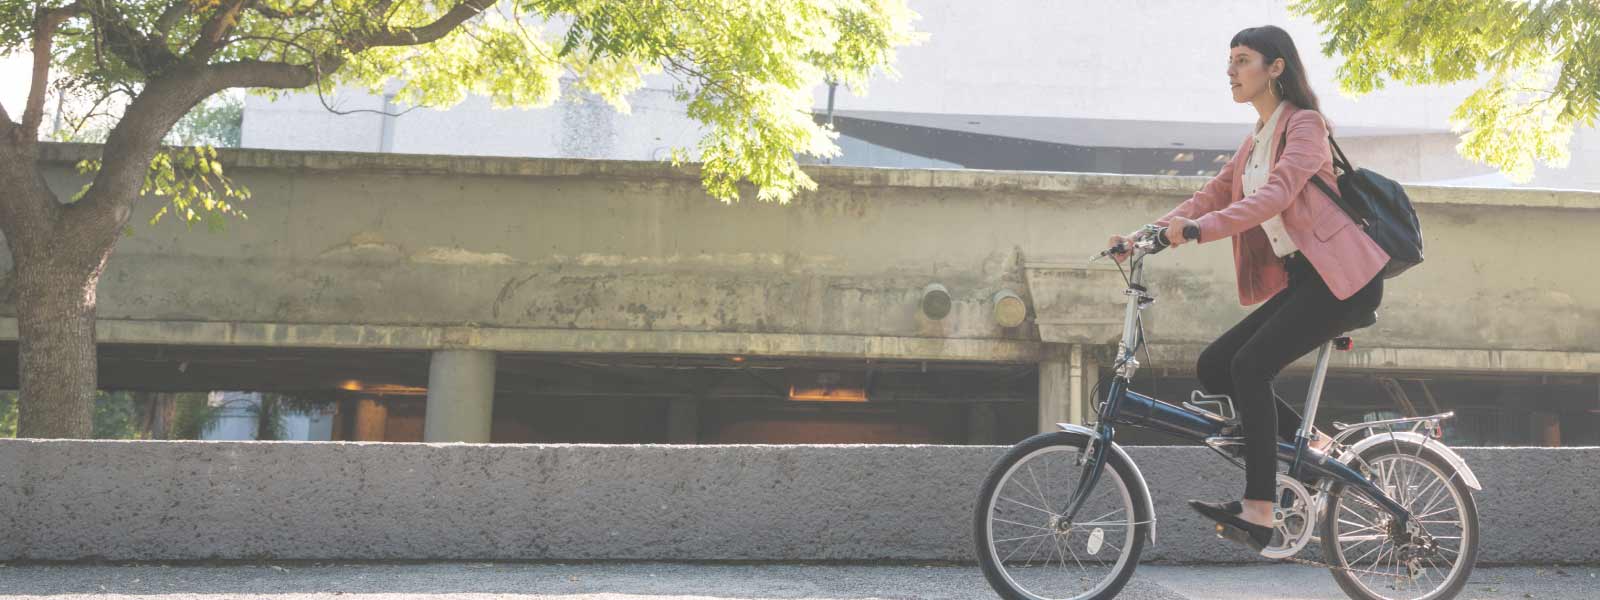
[1196,252,1382,501]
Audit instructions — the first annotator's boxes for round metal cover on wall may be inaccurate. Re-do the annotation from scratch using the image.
[921,283,952,320]
[992,289,1026,328]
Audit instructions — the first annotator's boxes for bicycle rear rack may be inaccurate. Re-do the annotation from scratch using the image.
[1330,411,1454,445]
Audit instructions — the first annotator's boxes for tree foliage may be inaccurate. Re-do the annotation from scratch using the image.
[1292,0,1600,182]
[2,0,923,205]
[0,392,16,437]
[1,390,146,438]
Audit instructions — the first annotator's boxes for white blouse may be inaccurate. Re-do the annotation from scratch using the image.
[1243,101,1298,257]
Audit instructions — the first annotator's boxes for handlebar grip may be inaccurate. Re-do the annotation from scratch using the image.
[1150,227,1171,250]
[1182,224,1200,241]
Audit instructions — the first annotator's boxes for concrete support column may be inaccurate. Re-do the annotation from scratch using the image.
[967,403,997,444]
[668,398,700,443]
[1076,346,1100,426]
[1039,343,1098,433]
[424,349,497,443]
[1039,345,1071,433]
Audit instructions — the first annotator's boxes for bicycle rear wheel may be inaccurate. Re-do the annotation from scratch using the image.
[1320,439,1479,600]
[974,431,1149,600]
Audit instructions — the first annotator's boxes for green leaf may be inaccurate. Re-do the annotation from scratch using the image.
[1290,0,1598,182]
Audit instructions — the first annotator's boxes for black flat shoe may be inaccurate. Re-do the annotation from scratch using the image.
[1189,500,1242,516]
[1188,499,1274,552]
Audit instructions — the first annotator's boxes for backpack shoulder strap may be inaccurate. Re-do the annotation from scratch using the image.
[1277,119,1367,224]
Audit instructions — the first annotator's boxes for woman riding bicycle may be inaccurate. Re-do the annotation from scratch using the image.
[1108,25,1389,551]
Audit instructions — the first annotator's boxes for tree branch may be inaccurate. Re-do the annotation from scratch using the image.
[21,3,84,142]
[66,54,338,242]
[88,1,181,75]
[353,0,494,50]
[251,1,320,20]
[207,58,323,90]
[65,71,203,250]
[189,0,251,62]
[153,1,192,38]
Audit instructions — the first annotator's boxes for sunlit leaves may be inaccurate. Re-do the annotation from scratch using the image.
[1291,0,1599,183]
[74,145,250,231]
[8,0,921,206]
[531,0,923,202]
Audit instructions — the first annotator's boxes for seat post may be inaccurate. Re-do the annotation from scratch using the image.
[1298,340,1336,442]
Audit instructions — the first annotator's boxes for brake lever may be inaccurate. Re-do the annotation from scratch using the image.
[1090,241,1133,262]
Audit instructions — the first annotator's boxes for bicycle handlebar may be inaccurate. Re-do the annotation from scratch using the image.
[1096,224,1200,259]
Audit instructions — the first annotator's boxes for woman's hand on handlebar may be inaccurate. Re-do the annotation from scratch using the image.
[1165,217,1198,247]
[1106,231,1141,263]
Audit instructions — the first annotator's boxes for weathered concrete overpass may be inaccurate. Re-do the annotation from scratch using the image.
[2,144,1597,442]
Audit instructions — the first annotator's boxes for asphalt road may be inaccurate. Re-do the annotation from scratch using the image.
[1,561,1595,599]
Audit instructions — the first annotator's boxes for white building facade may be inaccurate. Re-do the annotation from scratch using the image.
[241,0,1600,192]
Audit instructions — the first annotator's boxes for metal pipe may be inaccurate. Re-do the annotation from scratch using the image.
[1298,340,1334,441]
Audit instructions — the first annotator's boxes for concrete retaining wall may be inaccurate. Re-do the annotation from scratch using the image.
[0,439,1593,564]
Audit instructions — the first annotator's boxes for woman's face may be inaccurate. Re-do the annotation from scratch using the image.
[1227,45,1281,104]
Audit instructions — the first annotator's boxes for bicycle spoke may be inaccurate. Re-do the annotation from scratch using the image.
[1344,490,1387,514]
[993,517,1052,532]
[1071,521,1131,529]
[1347,530,1388,565]
[1339,523,1382,536]
[1099,537,1122,556]
[1057,530,1087,573]
[1413,502,1458,522]
[1026,463,1051,508]
[1000,527,1046,564]
[995,531,1058,545]
[1338,506,1378,527]
[1079,506,1126,523]
[998,494,1058,518]
[1413,480,1453,517]
[1403,475,1443,512]
[1421,556,1440,590]
[1020,528,1052,566]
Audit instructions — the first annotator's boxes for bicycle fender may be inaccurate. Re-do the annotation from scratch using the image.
[1341,431,1483,491]
[1057,422,1158,544]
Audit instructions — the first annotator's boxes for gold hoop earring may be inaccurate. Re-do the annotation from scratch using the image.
[1272,78,1284,98]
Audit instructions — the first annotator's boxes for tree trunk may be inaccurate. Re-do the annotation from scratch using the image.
[0,133,112,440]
[12,234,107,439]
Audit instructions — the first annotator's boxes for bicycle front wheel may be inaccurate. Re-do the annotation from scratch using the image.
[974,431,1149,600]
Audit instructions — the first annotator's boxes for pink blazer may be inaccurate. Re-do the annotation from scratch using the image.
[1155,102,1389,306]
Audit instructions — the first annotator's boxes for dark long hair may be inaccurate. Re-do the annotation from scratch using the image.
[1230,25,1321,115]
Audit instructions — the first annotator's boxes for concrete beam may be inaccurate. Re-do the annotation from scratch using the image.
[31,143,1600,211]
[7,144,1596,377]
[0,318,1042,364]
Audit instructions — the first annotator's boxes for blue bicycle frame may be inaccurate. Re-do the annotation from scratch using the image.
[1055,232,1412,531]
